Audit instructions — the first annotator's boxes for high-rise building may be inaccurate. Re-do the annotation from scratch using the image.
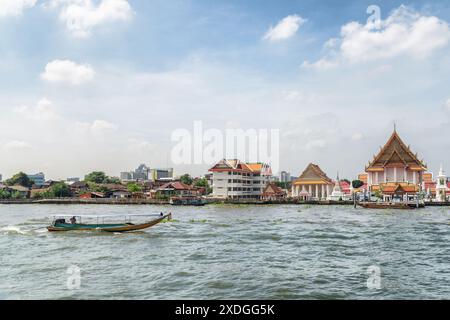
[134,164,150,181]
[150,168,174,181]
[27,172,45,187]
[279,171,291,183]
[209,159,272,199]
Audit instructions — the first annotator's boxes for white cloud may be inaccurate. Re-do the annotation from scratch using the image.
[41,60,95,85]
[263,14,306,42]
[74,120,117,136]
[341,6,450,63]
[0,0,36,17]
[48,0,133,38]
[14,98,57,120]
[306,6,450,68]
[304,139,327,150]
[301,58,337,71]
[3,140,32,150]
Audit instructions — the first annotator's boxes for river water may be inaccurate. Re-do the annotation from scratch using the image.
[0,204,448,300]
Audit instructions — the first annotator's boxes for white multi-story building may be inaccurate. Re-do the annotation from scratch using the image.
[209,159,272,199]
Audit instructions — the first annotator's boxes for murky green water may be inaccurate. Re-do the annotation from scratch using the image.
[0,204,448,299]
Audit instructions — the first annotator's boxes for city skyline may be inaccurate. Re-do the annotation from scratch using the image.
[1,0,450,180]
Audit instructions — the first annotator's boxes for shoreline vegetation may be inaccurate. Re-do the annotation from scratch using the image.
[0,198,449,206]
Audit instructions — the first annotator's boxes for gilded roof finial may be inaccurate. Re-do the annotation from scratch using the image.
[394,121,397,133]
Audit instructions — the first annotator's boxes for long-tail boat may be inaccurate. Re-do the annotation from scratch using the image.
[47,213,172,232]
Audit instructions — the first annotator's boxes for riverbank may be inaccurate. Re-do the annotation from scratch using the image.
[1,198,449,206]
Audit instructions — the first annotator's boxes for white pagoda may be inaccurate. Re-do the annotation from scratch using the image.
[435,164,448,202]
[327,173,347,201]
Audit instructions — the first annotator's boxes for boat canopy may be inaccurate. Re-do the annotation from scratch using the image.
[51,213,167,218]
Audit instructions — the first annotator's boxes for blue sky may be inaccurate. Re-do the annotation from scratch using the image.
[1,0,450,180]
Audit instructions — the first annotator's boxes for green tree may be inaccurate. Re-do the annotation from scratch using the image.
[6,172,33,188]
[86,182,109,193]
[352,180,364,189]
[0,190,11,199]
[11,191,25,199]
[107,176,121,184]
[180,174,193,185]
[50,182,71,198]
[127,183,142,193]
[275,181,292,189]
[85,171,108,184]
[194,178,212,194]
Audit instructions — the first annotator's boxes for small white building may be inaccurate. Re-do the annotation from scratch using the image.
[435,164,448,202]
[327,173,349,201]
[209,159,272,199]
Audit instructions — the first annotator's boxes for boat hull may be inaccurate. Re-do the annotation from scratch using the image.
[47,214,169,232]
[358,202,425,209]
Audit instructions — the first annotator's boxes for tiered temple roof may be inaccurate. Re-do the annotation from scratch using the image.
[293,163,333,185]
[366,130,427,172]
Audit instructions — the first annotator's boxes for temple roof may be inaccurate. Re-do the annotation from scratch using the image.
[293,163,333,185]
[366,130,427,172]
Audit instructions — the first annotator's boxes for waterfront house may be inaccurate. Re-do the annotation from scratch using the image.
[291,163,334,200]
[80,192,105,199]
[261,183,287,200]
[112,190,132,199]
[361,128,427,202]
[7,185,30,198]
[155,181,200,198]
[69,181,89,195]
[209,159,273,199]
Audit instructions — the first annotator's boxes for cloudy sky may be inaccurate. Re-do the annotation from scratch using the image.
[1,0,450,180]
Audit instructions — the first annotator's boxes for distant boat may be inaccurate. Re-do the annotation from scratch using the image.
[358,202,425,209]
[47,213,172,232]
[170,196,206,206]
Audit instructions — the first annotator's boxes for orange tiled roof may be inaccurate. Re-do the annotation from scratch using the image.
[293,163,333,185]
[366,130,427,172]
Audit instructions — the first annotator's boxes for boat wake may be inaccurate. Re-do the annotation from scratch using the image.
[0,225,47,236]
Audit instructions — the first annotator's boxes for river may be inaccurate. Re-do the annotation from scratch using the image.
[0,204,448,299]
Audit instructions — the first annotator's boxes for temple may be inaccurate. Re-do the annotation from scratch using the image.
[364,129,427,202]
[291,163,334,200]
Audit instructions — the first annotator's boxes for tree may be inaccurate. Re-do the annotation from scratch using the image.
[6,172,33,188]
[85,171,108,184]
[194,178,212,194]
[127,183,142,193]
[0,190,11,199]
[50,182,71,198]
[11,191,25,199]
[180,174,193,185]
[352,180,364,189]
[275,181,292,189]
[107,176,121,184]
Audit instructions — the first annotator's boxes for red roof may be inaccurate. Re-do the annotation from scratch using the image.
[159,181,194,190]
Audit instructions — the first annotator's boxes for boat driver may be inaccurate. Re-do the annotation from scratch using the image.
[70,216,77,224]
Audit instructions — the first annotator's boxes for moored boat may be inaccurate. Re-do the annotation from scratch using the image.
[358,202,425,209]
[170,196,206,206]
[47,213,172,232]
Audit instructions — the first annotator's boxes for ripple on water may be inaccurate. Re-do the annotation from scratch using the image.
[0,204,449,299]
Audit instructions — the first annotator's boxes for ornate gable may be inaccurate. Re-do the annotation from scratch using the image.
[367,130,427,171]
[294,163,333,185]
